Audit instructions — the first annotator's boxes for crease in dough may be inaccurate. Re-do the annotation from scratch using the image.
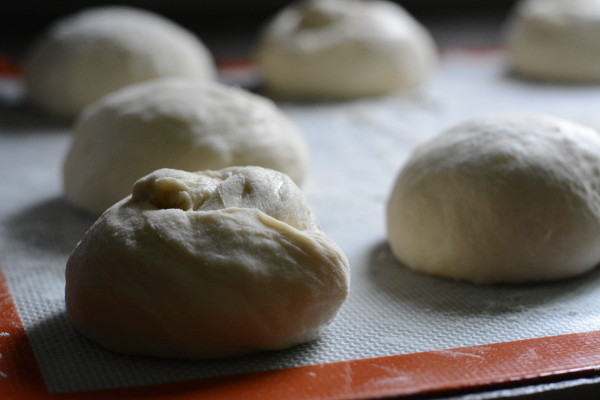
[66,166,350,359]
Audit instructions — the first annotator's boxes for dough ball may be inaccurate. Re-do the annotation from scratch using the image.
[506,0,600,82]
[387,114,600,284]
[25,6,216,118]
[65,166,350,359]
[63,78,310,215]
[256,0,437,100]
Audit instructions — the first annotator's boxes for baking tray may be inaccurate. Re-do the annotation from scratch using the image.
[1,49,600,399]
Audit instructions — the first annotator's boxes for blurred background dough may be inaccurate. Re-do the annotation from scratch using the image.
[24,6,216,118]
[506,0,600,82]
[63,79,310,215]
[256,0,438,100]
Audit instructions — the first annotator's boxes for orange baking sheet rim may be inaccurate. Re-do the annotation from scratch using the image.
[1,271,599,400]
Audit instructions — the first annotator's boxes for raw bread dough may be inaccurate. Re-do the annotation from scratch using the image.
[25,6,216,118]
[506,0,600,82]
[387,114,600,284]
[65,166,350,359]
[63,78,310,215]
[256,0,437,100]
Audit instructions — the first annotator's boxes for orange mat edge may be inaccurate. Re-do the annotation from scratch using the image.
[2,269,600,399]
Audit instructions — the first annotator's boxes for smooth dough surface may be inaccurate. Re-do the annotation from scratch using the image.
[25,6,216,118]
[65,166,350,359]
[506,0,600,82]
[63,78,310,215]
[387,114,600,284]
[256,0,437,100]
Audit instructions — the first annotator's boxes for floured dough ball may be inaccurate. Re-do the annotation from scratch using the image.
[65,166,350,359]
[25,6,216,118]
[63,78,309,215]
[256,0,437,100]
[387,114,600,284]
[506,0,600,82]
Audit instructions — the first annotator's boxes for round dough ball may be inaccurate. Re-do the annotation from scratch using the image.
[506,0,600,82]
[387,114,600,284]
[256,0,437,100]
[25,6,216,118]
[65,166,350,359]
[63,78,310,215]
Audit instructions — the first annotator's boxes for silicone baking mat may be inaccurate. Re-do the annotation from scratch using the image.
[1,50,600,398]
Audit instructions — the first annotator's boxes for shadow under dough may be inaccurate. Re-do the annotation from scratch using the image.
[0,101,71,134]
[366,239,600,317]
[4,196,97,256]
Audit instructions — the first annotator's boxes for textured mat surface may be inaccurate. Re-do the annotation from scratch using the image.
[1,50,600,393]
